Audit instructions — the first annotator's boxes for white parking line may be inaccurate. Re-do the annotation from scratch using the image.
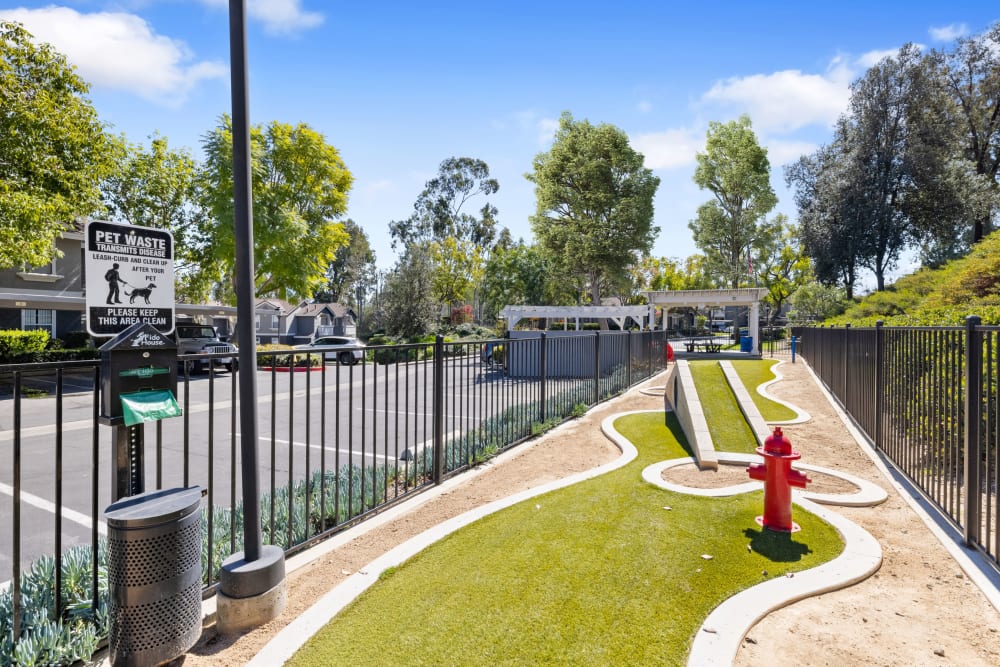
[0,481,108,537]
[234,434,395,462]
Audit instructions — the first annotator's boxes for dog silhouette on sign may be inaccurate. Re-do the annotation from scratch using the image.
[125,283,157,305]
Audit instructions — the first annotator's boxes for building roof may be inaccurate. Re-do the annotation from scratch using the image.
[288,301,355,319]
[644,288,767,307]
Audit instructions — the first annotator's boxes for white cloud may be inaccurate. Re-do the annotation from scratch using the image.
[701,68,850,133]
[0,7,226,105]
[856,48,899,68]
[929,23,968,42]
[536,117,559,146]
[637,100,653,113]
[197,0,323,36]
[509,111,560,146]
[761,139,818,167]
[631,128,703,170]
[361,179,393,199]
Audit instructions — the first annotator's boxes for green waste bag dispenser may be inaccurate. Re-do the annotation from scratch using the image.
[100,322,182,500]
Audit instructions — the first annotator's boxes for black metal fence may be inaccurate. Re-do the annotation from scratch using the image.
[795,319,999,572]
[0,329,668,658]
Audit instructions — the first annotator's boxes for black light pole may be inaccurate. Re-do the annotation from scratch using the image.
[217,0,285,627]
[228,0,262,562]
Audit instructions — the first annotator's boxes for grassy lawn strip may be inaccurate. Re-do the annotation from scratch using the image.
[729,359,798,422]
[688,361,757,454]
[290,412,844,667]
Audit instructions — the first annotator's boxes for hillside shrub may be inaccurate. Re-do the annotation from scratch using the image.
[827,229,1000,326]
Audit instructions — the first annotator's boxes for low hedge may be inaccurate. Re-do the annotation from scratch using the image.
[0,329,49,362]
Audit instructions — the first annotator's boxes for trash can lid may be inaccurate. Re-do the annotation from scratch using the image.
[104,486,202,529]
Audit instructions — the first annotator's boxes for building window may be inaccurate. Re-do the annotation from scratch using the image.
[271,314,279,329]
[22,309,55,336]
[255,315,261,330]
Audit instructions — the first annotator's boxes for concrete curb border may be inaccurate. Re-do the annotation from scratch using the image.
[757,359,811,424]
[641,453,889,508]
[687,492,882,666]
[719,361,771,445]
[247,411,642,666]
[639,445,886,666]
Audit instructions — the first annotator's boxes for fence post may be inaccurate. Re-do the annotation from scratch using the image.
[843,323,851,399]
[627,329,632,388]
[648,330,654,376]
[433,334,444,485]
[963,315,982,547]
[874,320,884,451]
[593,331,601,405]
[539,332,547,424]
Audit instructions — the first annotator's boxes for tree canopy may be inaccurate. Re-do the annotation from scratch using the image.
[0,21,114,269]
[101,134,203,291]
[689,115,776,288]
[382,244,438,338]
[194,116,352,303]
[314,219,375,304]
[929,23,1000,243]
[389,157,502,250]
[527,112,660,305]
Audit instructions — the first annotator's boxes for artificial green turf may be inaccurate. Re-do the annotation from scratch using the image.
[687,361,758,453]
[729,359,799,422]
[289,411,844,667]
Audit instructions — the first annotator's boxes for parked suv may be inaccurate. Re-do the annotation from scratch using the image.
[294,336,364,365]
[175,324,238,372]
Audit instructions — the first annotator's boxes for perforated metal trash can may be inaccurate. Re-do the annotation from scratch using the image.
[105,486,203,667]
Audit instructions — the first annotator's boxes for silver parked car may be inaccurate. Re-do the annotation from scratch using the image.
[294,336,365,365]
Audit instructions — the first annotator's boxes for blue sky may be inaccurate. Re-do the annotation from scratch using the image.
[3,1,998,287]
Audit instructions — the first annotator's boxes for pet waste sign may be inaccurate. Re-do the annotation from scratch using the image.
[85,220,175,336]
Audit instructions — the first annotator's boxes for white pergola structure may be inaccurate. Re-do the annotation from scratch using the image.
[644,288,768,349]
[498,305,654,332]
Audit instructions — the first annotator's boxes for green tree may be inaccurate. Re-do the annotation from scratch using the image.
[428,236,483,307]
[194,116,352,302]
[480,242,575,320]
[382,244,438,338]
[788,280,849,323]
[0,21,114,269]
[314,219,375,303]
[101,134,205,294]
[928,23,1000,243]
[389,156,502,250]
[752,215,811,322]
[527,112,660,305]
[785,136,864,298]
[689,115,777,288]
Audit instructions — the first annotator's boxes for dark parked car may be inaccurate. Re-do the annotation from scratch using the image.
[174,324,237,372]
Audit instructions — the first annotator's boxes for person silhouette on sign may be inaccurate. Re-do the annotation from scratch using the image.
[105,263,125,304]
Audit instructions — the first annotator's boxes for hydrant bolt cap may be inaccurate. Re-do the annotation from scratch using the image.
[764,426,791,455]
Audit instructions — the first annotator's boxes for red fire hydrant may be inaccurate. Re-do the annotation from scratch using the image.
[747,427,811,532]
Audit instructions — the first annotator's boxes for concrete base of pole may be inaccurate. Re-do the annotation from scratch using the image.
[216,545,286,635]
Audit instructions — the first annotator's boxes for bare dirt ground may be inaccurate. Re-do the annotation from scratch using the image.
[183,359,1000,666]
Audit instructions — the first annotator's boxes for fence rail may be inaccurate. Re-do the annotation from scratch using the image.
[0,329,669,659]
[794,320,1000,573]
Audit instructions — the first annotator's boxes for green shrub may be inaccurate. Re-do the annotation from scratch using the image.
[0,542,109,667]
[0,330,49,362]
[62,331,92,349]
[257,345,320,368]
